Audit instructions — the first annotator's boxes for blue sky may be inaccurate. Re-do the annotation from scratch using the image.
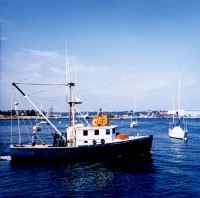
[1,0,200,112]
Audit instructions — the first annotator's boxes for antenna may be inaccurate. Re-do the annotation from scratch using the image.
[66,41,70,84]
[65,40,70,103]
[75,58,77,84]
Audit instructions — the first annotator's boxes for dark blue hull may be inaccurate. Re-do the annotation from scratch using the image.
[10,134,153,161]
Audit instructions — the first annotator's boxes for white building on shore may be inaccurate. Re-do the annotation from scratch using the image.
[167,109,200,118]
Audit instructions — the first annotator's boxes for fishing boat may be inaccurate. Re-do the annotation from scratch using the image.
[168,68,188,140]
[10,82,153,161]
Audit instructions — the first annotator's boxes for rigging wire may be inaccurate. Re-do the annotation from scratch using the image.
[15,82,66,86]
[15,94,32,143]
[74,106,90,126]
[27,85,65,96]
[12,89,64,145]
[30,95,65,105]
[10,87,14,144]
[75,86,115,112]
[14,84,67,108]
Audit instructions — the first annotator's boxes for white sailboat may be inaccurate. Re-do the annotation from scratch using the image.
[168,68,188,140]
[130,115,139,128]
[33,123,41,131]
[130,96,139,127]
[33,113,41,131]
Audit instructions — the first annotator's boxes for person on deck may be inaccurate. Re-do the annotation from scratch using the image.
[51,131,59,146]
[58,133,65,146]
[97,108,103,116]
[31,132,37,146]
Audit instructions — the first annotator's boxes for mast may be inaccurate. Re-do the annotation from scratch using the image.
[178,67,181,111]
[68,82,75,126]
[172,96,175,127]
[14,101,21,145]
[65,42,74,126]
[67,82,82,126]
[65,44,82,126]
[66,41,70,86]
[66,42,69,106]
[133,95,137,122]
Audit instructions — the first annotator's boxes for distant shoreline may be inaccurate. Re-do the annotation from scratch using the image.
[0,115,200,120]
[0,116,69,120]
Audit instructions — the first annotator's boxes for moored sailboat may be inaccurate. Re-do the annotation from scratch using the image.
[130,96,139,127]
[168,68,188,140]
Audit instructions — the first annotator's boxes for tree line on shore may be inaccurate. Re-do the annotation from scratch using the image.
[0,109,43,117]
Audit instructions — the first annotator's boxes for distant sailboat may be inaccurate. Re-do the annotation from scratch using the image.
[33,123,41,131]
[33,112,41,131]
[168,68,188,140]
[130,96,139,127]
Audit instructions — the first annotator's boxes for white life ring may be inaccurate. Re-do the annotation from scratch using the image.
[92,119,97,126]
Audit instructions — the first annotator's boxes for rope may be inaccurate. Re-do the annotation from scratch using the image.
[74,106,91,126]
[75,86,115,112]
[28,85,65,96]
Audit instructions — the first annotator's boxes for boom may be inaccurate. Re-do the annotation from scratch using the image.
[12,83,66,141]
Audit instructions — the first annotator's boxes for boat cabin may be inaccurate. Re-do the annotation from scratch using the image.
[66,115,118,146]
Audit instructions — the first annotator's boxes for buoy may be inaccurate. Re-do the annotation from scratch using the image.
[93,140,97,145]
[116,133,129,140]
[101,139,105,144]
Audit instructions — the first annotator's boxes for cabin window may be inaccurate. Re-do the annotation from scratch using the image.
[112,128,115,134]
[106,129,110,135]
[83,130,88,136]
[94,130,99,135]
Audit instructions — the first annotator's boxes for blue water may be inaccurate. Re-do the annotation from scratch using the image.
[0,118,200,197]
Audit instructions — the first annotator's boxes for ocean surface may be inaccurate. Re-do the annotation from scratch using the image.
[0,118,200,197]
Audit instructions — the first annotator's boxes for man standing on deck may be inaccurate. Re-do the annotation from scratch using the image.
[31,132,37,146]
[51,131,59,146]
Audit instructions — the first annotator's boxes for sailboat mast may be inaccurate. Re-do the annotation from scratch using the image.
[178,67,181,111]
[172,96,175,126]
[133,95,137,121]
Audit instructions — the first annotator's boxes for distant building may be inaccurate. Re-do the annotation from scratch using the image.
[167,109,200,118]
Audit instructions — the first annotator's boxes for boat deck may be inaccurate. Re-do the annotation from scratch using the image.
[10,135,149,148]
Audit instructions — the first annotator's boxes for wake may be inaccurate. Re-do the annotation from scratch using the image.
[0,156,11,161]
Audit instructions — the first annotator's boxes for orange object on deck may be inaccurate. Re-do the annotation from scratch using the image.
[117,133,129,140]
[92,115,109,126]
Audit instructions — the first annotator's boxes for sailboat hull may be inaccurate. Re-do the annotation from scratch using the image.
[168,126,187,140]
[10,134,153,161]
[130,121,139,127]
